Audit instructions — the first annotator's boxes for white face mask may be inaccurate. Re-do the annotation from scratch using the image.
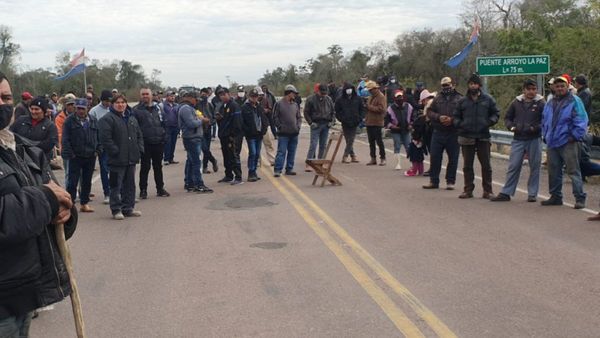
[237,92,245,98]
[345,89,353,95]
[390,79,396,83]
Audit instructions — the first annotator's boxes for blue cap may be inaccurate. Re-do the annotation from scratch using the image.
[75,98,88,108]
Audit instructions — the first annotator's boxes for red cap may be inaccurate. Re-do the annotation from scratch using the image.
[21,92,33,100]
[394,89,404,98]
[561,73,572,84]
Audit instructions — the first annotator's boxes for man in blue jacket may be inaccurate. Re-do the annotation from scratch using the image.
[160,91,180,166]
[541,75,588,209]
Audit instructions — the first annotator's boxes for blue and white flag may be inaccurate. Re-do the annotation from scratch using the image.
[55,48,86,81]
[445,21,480,68]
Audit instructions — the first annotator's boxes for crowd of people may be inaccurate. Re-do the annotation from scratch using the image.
[2,65,600,335]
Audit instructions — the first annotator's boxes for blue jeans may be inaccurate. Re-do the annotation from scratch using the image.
[67,157,96,205]
[547,142,586,201]
[99,151,110,197]
[581,160,600,179]
[429,131,459,186]
[246,136,263,175]
[500,138,542,197]
[307,122,329,159]
[183,138,204,188]
[391,131,411,154]
[109,164,136,215]
[164,126,179,162]
[0,313,32,338]
[275,135,299,173]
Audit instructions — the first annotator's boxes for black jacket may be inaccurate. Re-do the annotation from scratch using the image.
[335,85,365,128]
[98,107,144,167]
[133,103,166,144]
[216,100,243,139]
[61,114,101,159]
[453,91,500,139]
[427,90,462,132]
[241,101,269,138]
[0,135,77,319]
[504,94,545,141]
[10,116,58,159]
[304,94,335,124]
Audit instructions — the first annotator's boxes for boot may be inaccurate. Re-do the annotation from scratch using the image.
[379,158,386,166]
[366,157,377,166]
[351,155,359,163]
[394,154,402,170]
[342,155,350,164]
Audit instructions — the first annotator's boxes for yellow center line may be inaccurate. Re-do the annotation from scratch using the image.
[259,165,425,337]
[277,175,457,338]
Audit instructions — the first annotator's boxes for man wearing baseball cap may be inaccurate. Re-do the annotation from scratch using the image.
[423,77,462,190]
[61,98,101,212]
[13,91,34,120]
[540,75,588,210]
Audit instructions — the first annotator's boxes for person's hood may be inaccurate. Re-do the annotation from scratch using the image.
[342,83,357,97]
[516,94,544,102]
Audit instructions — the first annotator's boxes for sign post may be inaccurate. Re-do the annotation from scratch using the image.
[476,55,550,76]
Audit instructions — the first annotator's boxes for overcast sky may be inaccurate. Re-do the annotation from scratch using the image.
[1,0,464,88]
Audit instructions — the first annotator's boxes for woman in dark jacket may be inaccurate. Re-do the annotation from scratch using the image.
[10,97,58,161]
[241,90,268,182]
[335,83,364,163]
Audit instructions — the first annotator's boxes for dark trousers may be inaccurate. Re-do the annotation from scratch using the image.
[67,157,96,205]
[581,160,600,179]
[202,131,217,169]
[342,125,357,157]
[109,164,136,215]
[429,131,460,186]
[98,151,110,197]
[139,142,165,192]
[0,312,32,338]
[163,126,179,162]
[220,135,242,180]
[366,126,385,159]
[461,140,492,194]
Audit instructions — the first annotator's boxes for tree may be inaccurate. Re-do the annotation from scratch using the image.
[0,25,20,75]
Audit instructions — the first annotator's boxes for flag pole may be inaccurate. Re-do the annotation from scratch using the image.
[83,47,87,95]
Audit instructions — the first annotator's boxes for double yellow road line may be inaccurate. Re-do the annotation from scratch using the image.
[259,163,457,337]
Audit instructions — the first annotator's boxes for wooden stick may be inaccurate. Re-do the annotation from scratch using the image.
[55,223,86,338]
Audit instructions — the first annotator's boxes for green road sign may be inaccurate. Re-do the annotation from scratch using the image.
[476,55,550,76]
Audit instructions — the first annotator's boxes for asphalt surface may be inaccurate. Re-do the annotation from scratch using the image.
[31,128,600,338]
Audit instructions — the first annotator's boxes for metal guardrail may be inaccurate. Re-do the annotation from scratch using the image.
[490,129,600,159]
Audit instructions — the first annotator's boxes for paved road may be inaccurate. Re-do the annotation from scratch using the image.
[31,129,600,337]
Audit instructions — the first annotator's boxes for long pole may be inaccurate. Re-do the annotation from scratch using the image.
[83,66,87,96]
[55,223,86,338]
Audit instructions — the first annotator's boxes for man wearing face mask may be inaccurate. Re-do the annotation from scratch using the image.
[235,85,247,107]
[304,84,335,172]
[453,73,499,199]
[0,71,78,338]
[335,83,364,163]
[423,77,462,190]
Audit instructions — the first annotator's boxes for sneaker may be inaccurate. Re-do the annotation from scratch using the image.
[379,159,386,166]
[212,162,219,173]
[124,210,142,217]
[194,186,214,194]
[527,196,537,202]
[113,212,125,220]
[218,177,234,183]
[490,193,510,202]
[587,212,600,221]
[446,183,455,191]
[422,183,439,189]
[157,189,170,197]
[459,192,473,199]
[366,158,377,166]
[541,197,563,206]
[274,172,281,177]
[139,189,148,200]
[163,161,170,166]
[103,196,110,204]
[169,160,179,164]
[285,171,297,176]
[574,200,586,209]
[404,170,416,177]
[231,179,244,186]
[248,175,258,182]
